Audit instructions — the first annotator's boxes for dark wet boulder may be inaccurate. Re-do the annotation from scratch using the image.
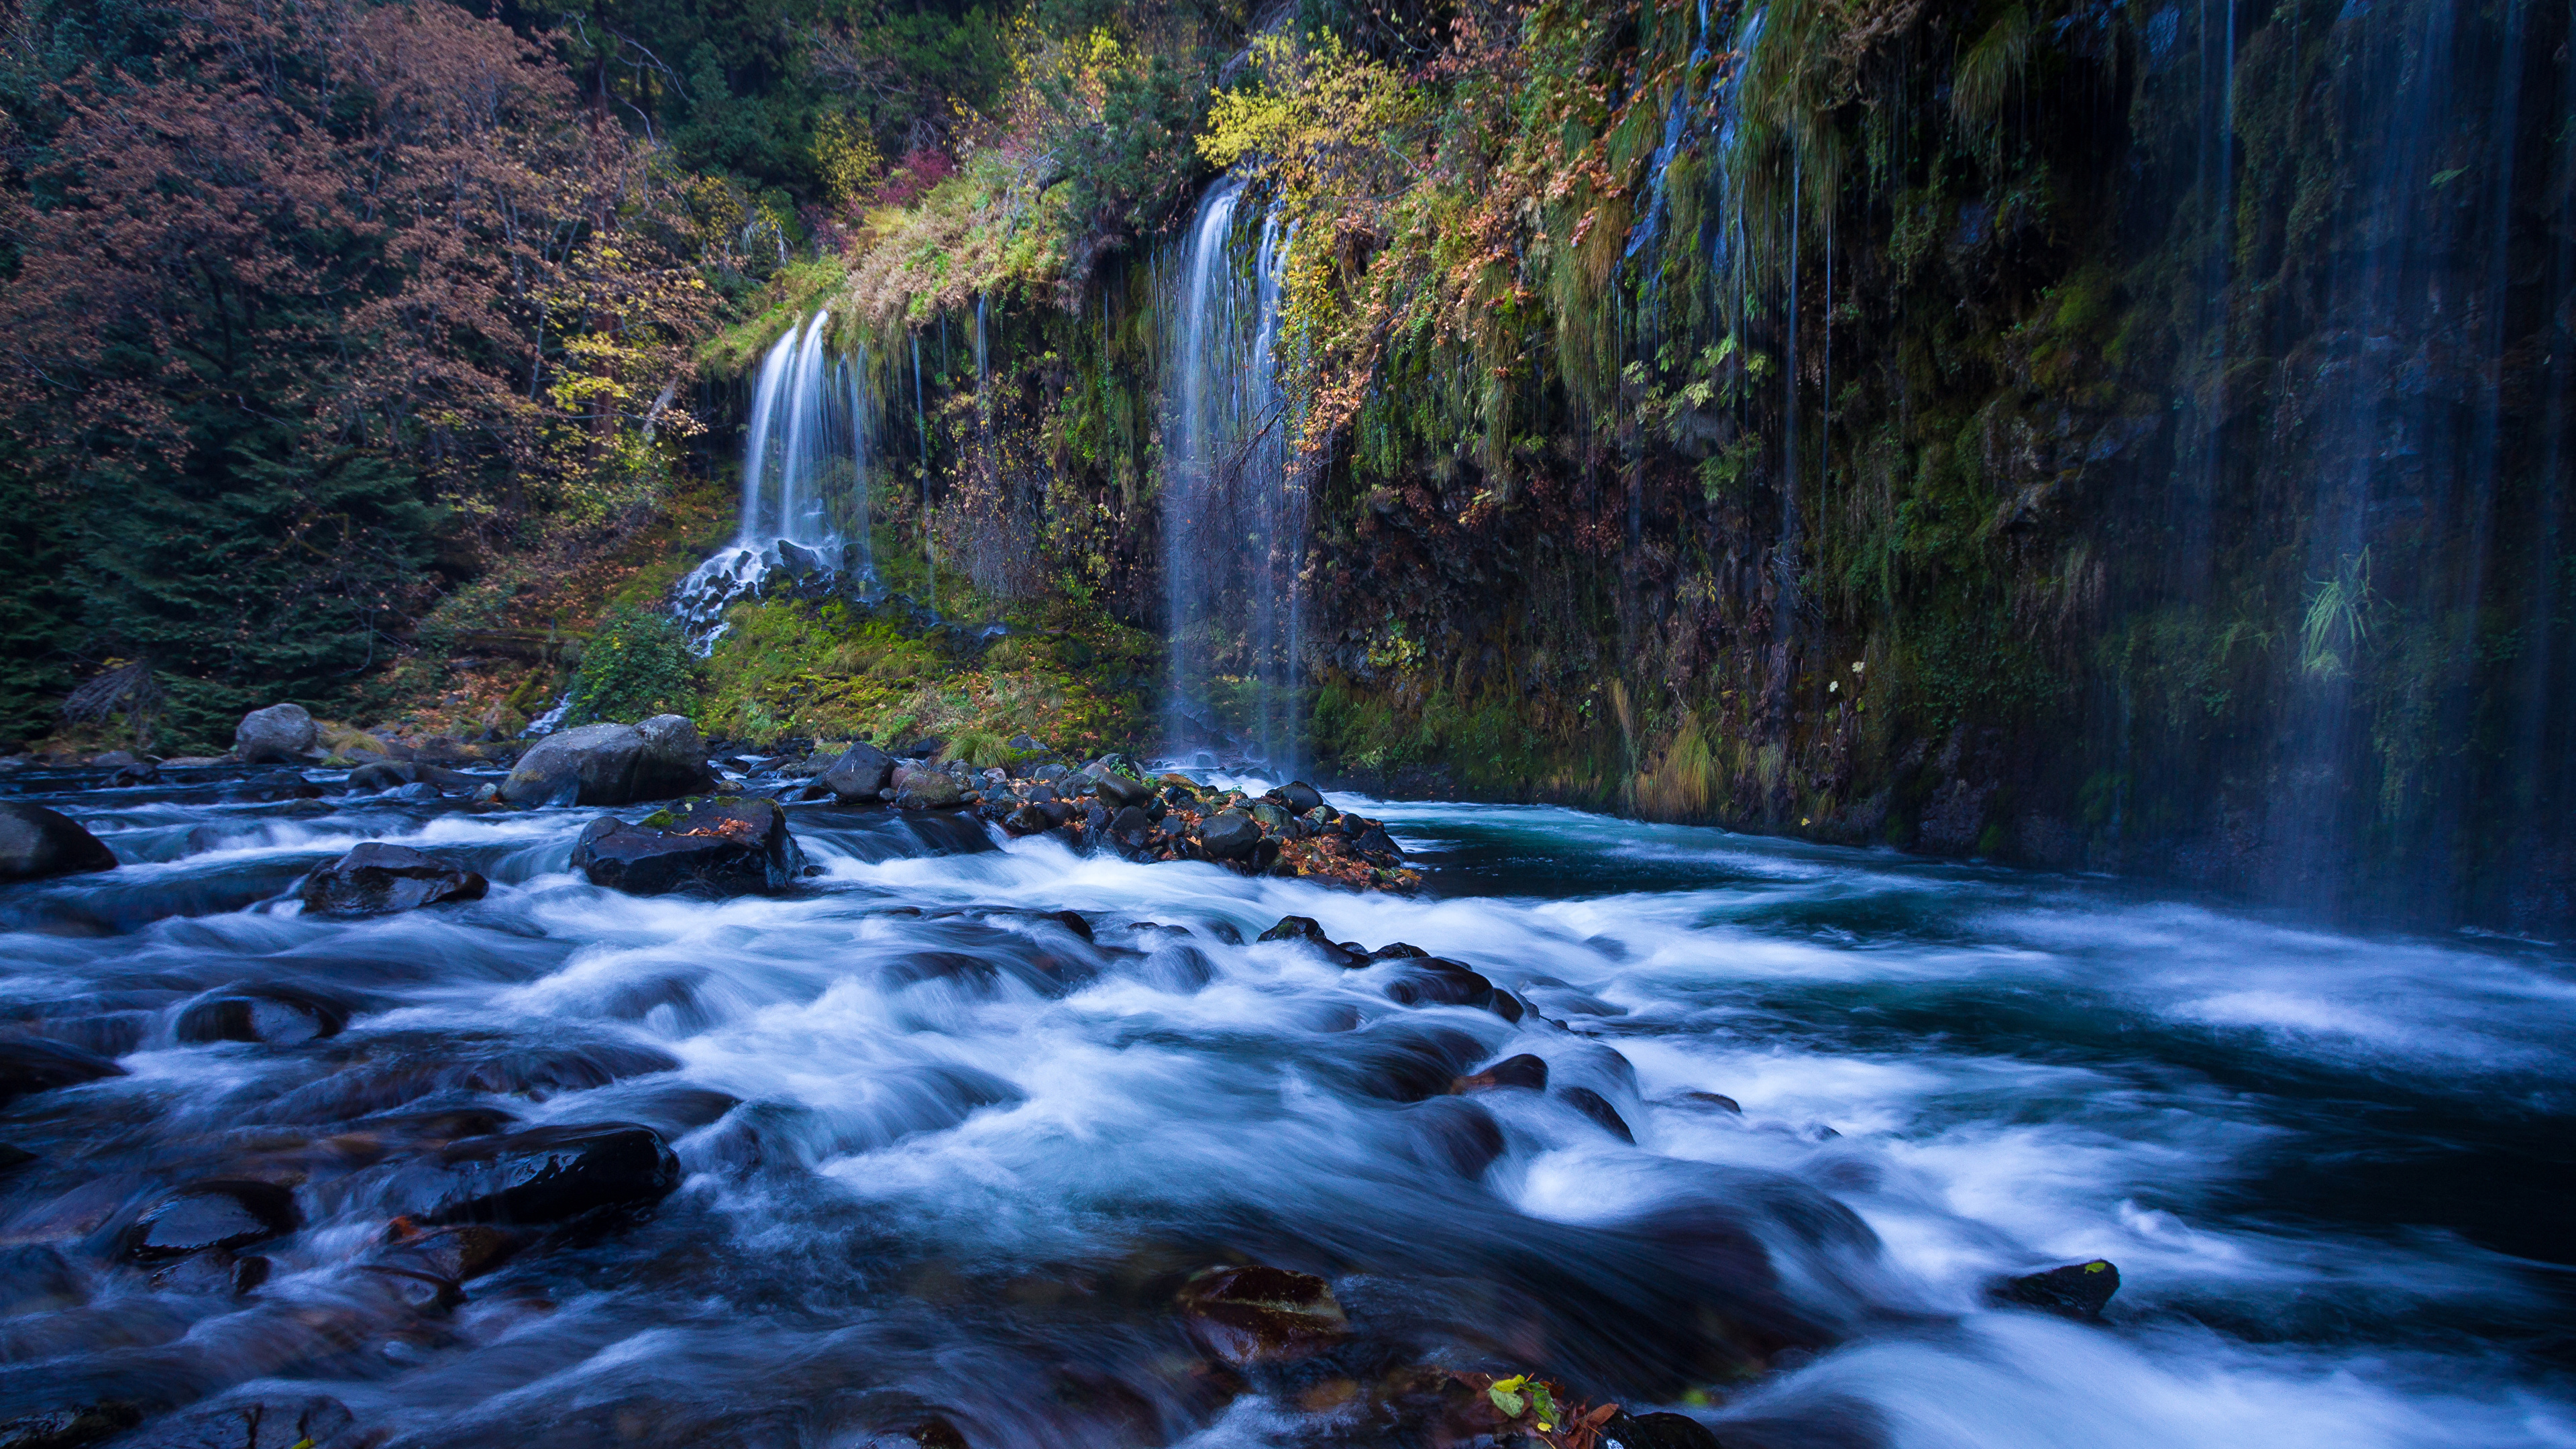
[821,741,898,801]
[1451,1053,1549,1093]
[298,843,487,916]
[347,761,418,792]
[0,1401,143,1448]
[232,703,317,764]
[1272,781,1325,812]
[104,1394,354,1449]
[1195,812,1261,862]
[1176,1265,1350,1366]
[1994,1260,2121,1320]
[1085,763,1152,808]
[108,761,160,788]
[0,803,117,882]
[1001,803,1053,835]
[892,771,965,810]
[1367,941,1431,960]
[0,1038,125,1107]
[499,716,712,808]
[424,1122,681,1225]
[1558,1086,1636,1142]
[147,1248,270,1297]
[1383,959,1499,1008]
[572,799,805,896]
[1256,915,1362,965]
[1599,1410,1725,1449]
[175,989,349,1046]
[125,1181,299,1261]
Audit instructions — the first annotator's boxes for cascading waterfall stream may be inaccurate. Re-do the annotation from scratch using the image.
[673,311,878,644]
[1163,178,1305,773]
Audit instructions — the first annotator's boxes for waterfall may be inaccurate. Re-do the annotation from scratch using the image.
[672,311,877,644]
[1163,177,1304,772]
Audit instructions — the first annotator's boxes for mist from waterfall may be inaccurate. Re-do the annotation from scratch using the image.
[1163,178,1304,773]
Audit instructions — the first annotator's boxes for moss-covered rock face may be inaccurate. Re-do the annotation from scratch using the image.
[356,0,2563,932]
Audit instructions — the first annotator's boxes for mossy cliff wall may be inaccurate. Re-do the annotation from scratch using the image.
[805,0,2571,930]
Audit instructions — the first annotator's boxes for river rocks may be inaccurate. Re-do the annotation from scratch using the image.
[423,1122,681,1225]
[299,843,488,916]
[1176,1265,1350,1366]
[175,989,348,1046]
[1994,1259,2121,1320]
[822,741,897,800]
[0,1038,125,1107]
[0,803,117,881]
[105,1395,356,1449]
[499,716,712,807]
[572,799,805,896]
[125,1181,300,1261]
[232,703,317,764]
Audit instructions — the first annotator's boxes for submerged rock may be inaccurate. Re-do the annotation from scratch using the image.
[572,799,805,896]
[0,803,117,882]
[424,1122,682,1225]
[1176,1265,1350,1366]
[499,715,712,807]
[125,1180,300,1261]
[299,843,488,916]
[233,703,317,764]
[0,1037,125,1107]
[1451,1053,1549,1093]
[175,989,350,1046]
[1558,1085,1636,1142]
[1994,1259,2121,1320]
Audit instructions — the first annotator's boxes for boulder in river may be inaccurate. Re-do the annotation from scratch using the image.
[299,843,488,916]
[1176,1265,1351,1366]
[572,799,806,896]
[893,769,965,810]
[1256,916,1364,965]
[125,1179,300,1261]
[233,702,318,763]
[499,715,712,807]
[425,1122,682,1225]
[0,1037,125,1107]
[1271,781,1325,812]
[0,802,117,881]
[1085,762,1153,808]
[821,741,897,800]
[1994,1259,2121,1320]
[1197,811,1262,861]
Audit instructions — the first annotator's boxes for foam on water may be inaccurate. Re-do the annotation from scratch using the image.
[0,781,2567,1446]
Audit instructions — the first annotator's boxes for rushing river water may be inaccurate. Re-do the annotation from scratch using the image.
[1,765,2571,1448]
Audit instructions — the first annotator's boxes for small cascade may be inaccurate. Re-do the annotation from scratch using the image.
[1163,178,1304,772]
[674,311,878,644]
